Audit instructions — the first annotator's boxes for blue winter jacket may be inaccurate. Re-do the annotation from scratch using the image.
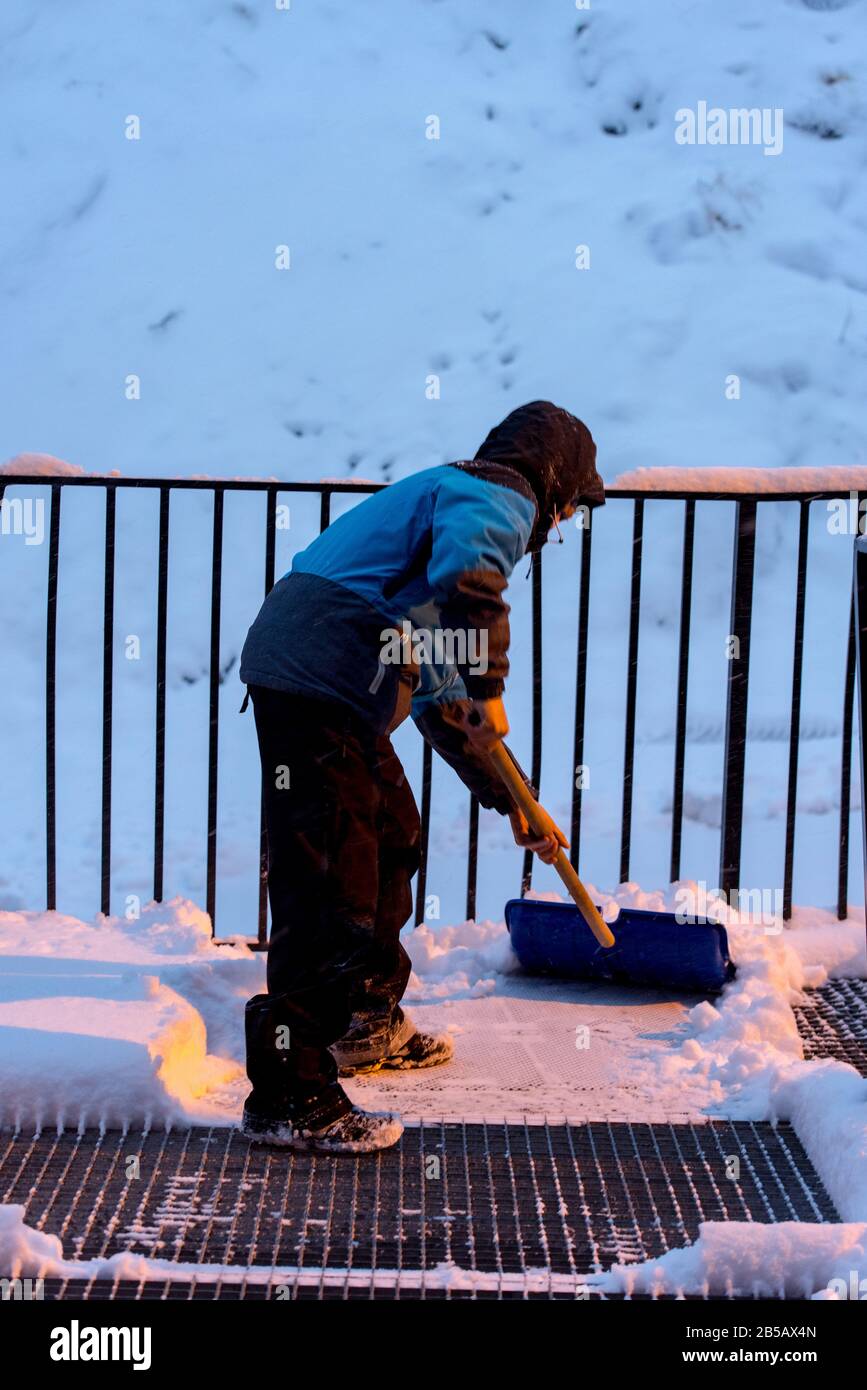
[240,460,538,810]
[240,400,604,810]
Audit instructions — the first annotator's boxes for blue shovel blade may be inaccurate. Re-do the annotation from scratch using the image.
[505,899,736,994]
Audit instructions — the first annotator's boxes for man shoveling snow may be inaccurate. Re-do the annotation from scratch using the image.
[238,401,605,1151]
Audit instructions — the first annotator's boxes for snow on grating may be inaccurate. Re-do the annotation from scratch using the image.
[0,1121,838,1300]
[343,989,710,1123]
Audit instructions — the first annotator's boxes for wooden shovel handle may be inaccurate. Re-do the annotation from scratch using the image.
[486,741,615,950]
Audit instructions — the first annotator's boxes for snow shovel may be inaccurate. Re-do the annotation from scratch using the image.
[487,741,736,994]
[485,740,615,949]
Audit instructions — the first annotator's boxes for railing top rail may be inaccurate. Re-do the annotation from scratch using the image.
[1,474,864,504]
[608,488,865,503]
[0,475,385,494]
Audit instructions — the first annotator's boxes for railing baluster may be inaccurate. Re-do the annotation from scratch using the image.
[521,550,543,896]
[620,499,644,882]
[838,590,857,920]
[414,740,432,925]
[782,501,810,920]
[206,489,224,935]
[320,490,331,533]
[256,489,278,947]
[719,500,757,900]
[264,488,277,587]
[570,513,593,873]
[853,536,867,936]
[45,484,61,911]
[153,487,170,904]
[466,795,479,922]
[670,500,695,883]
[100,488,116,917]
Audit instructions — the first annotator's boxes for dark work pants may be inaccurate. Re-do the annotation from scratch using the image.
[245,685,420,1118]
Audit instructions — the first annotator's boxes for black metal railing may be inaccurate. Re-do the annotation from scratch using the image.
[852,536,867,920]
[0,473,861,938]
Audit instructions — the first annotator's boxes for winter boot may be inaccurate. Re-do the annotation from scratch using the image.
[241,1097,403,1153]
[241,993,403,1152]
[337,1026,455,1077]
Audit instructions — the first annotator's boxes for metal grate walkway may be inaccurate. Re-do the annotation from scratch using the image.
[794,978,867,1077]
[1,1121,837,1300]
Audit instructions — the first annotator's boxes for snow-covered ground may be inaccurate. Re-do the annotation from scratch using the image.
[3,0,866,478]
[3,0,867,1297]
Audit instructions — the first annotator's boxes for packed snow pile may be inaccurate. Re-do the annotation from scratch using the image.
[602,1220,867,1300]
[0,899,261,1128]
[403,915,520,999]
[0,1205,67,1279]
[0,972,233,1129]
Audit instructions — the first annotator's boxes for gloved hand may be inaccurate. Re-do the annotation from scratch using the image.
[444,696,509,750]
[508,807,567,865]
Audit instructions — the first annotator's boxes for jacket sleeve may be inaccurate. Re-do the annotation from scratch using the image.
[426,471,536,699]
[412,696,536,815]
[411,662,537,816]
